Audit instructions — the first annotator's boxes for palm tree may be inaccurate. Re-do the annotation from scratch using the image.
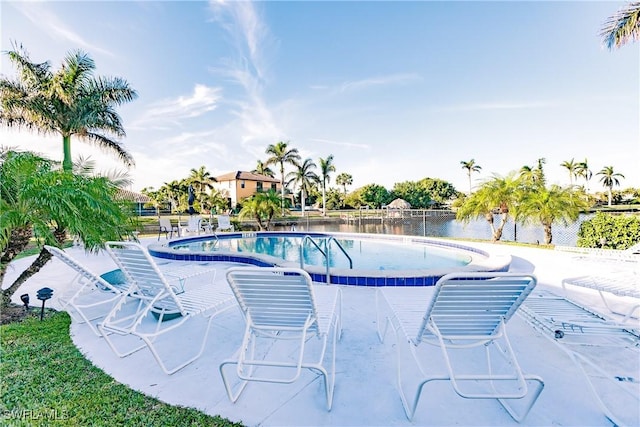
[460,159,482,194]
[576,159,593,192]
[560,158,579,186]
[265,141,301,215]
[519,158,546,188]
[1,150,130,307]
[601,2,640,49]
[0,45,137,172]
[318,155,336,216]
[597,166,625,207]
[238,190,282,230]
[336,172,353,194]
[187,166,216,211]
[286,158,319,215]
[519,185,589,244]
[252,160,275,178]
[456,173,521,242]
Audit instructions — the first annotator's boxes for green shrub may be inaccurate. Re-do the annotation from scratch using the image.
[577,212,640,249]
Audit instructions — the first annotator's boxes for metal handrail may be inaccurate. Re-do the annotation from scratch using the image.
[300,235,329,283]
[300,235,353,284]
[326,236,353,269]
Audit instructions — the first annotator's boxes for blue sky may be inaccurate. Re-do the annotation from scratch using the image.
[1,1,638,194]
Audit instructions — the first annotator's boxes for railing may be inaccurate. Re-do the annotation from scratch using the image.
[300,235,353,284]
[326,236,353,269]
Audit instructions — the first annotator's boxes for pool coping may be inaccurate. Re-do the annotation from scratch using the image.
[148,231,511,286]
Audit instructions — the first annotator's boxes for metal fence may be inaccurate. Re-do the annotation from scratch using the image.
[303,209,590,247]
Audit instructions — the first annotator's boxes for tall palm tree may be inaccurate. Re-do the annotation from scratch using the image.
[187,165,216,211]
[265,141,301,215]
[286,158,319,215]
[318,154,336,216]
[519,185,589,244]
[336,172,353,194]
[252,160,275,178]
[597,166,625,207]
[519,158,546,188]
[601,2,640,49]
[1,150,130,307]
[560,158,578,187]
[460,159,482,194]
[576,159,593,192]
[0,45,137,172]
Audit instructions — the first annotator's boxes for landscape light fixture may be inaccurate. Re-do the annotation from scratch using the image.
[36,287,54,321]
[20,293,30,310]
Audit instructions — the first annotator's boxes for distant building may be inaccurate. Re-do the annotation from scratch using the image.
[213,171,280,208]
[115,188,153,215]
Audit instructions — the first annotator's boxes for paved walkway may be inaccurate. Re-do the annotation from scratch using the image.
[4,238,639,426]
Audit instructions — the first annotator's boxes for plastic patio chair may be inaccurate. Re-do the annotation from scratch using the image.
[221,267,343,410]
[99,241,236,374]
[376,272,544,422]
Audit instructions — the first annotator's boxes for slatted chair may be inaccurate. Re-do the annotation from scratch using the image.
[45,245,130,336]
[376,272,544,422]
[518,290,639,427]
[215,215,235,232]
[222,267,342,410]
[158,217,179,240]
[562,272,640,323]
[99,241,236,375]
[179,216,202,236]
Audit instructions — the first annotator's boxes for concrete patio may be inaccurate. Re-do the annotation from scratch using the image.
[4,238,639,426]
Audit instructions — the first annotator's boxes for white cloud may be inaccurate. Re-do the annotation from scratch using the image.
[11,2,114,58]
[131,85,222,129]
[207,1,283,145]
[337,73,422,93]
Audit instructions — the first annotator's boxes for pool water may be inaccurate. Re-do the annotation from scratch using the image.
[170,235,471,271]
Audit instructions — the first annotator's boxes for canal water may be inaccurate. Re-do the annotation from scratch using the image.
[279,213,594,247]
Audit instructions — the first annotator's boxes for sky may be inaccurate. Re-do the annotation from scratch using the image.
[1,0,638,195]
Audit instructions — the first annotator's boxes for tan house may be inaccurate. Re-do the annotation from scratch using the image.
[213,171,281,208]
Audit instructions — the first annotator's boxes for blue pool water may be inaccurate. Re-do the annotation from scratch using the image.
[169,234,470,271]
[148,232,510,286]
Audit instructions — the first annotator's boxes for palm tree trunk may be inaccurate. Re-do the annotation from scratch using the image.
[322,184,327,216]
[2,248,53,308]
[544,223,553,245]
[62,134,73,172]
[0,227,33,296]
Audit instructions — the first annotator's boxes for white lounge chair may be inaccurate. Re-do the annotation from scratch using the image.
[179,216,202,236]
[99,241,236,375]
[518,290,639,427]
[376,272,544,422]
[221,267,342,410]
[45,245,130,336]
[562,272,640,323]
[158,217,179,240]
[215,215,234,232]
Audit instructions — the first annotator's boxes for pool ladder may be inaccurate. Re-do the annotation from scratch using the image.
[300,235,353,285]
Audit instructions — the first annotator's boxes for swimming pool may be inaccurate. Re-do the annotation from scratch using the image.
[148,232,511,286]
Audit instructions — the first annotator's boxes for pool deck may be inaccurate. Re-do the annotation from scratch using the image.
[4,238,639,426]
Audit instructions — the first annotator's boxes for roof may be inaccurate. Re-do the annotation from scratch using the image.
[215,171,279,183]
[387,198,411,208]
[115,189,151,203]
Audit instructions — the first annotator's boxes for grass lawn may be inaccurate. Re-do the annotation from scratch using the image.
[0,311,243,426]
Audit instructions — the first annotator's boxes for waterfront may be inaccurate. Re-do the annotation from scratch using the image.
[280,212,596,247]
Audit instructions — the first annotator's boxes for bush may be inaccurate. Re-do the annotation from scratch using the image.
[577,212,640,249]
